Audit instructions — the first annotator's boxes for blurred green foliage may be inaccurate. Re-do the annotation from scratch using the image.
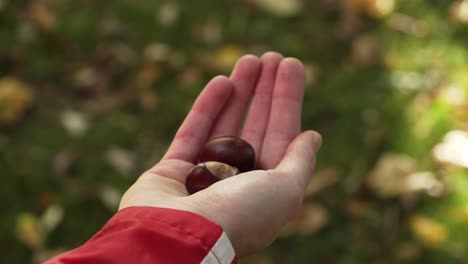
[1,0,468,263]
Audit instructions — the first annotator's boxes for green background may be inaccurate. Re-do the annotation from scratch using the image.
[1,0,468,263]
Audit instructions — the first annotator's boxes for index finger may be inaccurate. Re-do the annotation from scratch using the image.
[163,76,234,162]
[209,55,262,138]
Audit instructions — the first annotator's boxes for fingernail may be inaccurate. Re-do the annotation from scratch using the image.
[313,132,322,151]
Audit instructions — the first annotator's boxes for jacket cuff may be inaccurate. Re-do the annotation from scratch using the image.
[104,206,237,264]
[46,206,237,264]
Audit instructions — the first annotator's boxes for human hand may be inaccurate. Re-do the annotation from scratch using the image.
[119,52,322,256]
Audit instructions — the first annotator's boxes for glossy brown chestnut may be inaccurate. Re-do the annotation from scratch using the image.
[185,161,239,194]
[199,137,255,172]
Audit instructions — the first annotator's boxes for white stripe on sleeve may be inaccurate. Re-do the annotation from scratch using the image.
[200,232,235,264]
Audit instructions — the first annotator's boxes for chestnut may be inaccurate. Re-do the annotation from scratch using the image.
[199,137,255,173]
[185,161,239,194]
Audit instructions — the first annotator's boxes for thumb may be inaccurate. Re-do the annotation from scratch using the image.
[274,130,322,189]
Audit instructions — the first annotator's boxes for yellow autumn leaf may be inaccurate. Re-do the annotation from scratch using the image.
[214,45,244,72]
[16,212,44,249]
[451,205,468,222]
[409,215,448,248]
[363,0,395,18]
[0,77,33,126]
[343,0,394,18]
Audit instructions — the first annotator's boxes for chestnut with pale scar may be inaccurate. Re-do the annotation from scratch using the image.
[185,137,256,194]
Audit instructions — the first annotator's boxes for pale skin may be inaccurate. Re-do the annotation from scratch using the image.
[119,52,322,257]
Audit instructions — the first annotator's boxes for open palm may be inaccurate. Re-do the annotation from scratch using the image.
[120,52,321,256]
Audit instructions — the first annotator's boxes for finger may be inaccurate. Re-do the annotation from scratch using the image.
[120,160,193,210]
[274,131,322,189]
[260,58,306,169]
[241,52,284,162]
[163,76,234,162]
[209,55,262,138]
[146,159,194,186]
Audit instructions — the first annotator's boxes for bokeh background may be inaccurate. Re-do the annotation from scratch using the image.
[1,0,468,263]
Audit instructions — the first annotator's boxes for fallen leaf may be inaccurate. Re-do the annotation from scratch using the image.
[16,213,44,249]
[105,146,136,175]
[40,204,64,233]
[433,130,468,168]
[254,0,302,17]
[60,110,89,137]
[281,203,328,236]
[367,153,417,198]
[409,215,448,248]
[387,14,430,37]
[136,64,162,88]
[405,172,445,197]
[0,77,33,126]
[361,0,395,18]
[98,185,122,211]
[194,22,222,45]
[451,0,468,24]
[438,85,466,107]
[351,34,381,65]
[450,205,468,222]
[214,45,244,72]
[74,67,100,92]
[143,43,171,62]
[345,0,394,17]
[27,0,58,31]
[305,167,340,198]
[391,71,426,92]
[156,2,180,27]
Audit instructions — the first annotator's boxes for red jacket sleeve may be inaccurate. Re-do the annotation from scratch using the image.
[45,207,237,264]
